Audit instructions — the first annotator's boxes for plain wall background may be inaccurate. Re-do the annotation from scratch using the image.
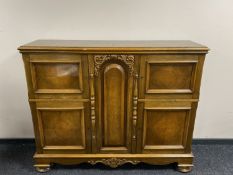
[0,0,233,138]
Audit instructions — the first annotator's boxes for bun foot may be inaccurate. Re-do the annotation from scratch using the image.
[177,164,193,173]
[35,165,51,173]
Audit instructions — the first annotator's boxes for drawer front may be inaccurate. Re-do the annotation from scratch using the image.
[139,55,199,99]
[33,101,91,154]
[29,53,89,99]
[136,101,196,154]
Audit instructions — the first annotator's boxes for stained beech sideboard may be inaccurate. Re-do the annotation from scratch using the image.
[18,40,208,173]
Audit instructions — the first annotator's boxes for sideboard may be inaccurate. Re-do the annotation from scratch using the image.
[18,40,208,173]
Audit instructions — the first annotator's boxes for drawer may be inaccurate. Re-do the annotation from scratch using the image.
[139,55,200,99]
[28,53,89,99]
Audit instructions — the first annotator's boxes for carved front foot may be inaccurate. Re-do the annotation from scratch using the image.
[35,165,51,173]
[177,164,193,173]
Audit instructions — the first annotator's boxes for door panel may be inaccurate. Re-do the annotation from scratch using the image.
[40,110,84,146]
[147,63,193,91]
[103,64,126,146]
[139,55,198,99]
[35,101,91,154]
[144,110,187,146]
[137,101,192,153]
[94,55,134,153]
[34,63,81,91]
[29,53,89,99]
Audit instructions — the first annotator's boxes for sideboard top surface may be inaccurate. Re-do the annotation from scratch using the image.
[18,40,209,53]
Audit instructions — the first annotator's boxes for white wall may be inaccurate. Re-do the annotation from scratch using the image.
[0,0,233,138]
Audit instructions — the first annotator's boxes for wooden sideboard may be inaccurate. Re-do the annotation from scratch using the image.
[18,40,208,173]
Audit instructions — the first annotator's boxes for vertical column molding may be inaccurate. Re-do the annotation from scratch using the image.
[132,73,139,153]
[88,56,97,153]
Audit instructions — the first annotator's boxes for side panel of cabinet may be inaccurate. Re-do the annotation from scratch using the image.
[32,101,91,154]
[93,55,135,153]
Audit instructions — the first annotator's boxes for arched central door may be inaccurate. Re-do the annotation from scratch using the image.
[103,64,126,147]
[94,55,134,153]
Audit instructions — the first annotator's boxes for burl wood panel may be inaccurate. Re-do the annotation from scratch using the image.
[103,64,126,147]
[39,109,85,147]
[148,63,193,90]
[139,55,199,99]
[34,63,81,90]
[143,110,187,146]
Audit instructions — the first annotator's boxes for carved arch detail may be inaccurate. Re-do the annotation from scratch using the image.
[94,55,135,76]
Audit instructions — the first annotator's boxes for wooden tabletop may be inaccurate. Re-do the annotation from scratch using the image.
[18,40,209,53]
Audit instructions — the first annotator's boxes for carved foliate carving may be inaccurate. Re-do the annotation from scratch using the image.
[88,158,140,168]
[94,55,135,76]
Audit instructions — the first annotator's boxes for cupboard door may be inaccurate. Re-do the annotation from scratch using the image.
[94,55,135,153]
[35,101,91,154]
[137,101,195,154]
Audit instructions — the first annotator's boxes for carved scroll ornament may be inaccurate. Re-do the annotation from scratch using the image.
[94,55,135,76]
[88,158,140,168]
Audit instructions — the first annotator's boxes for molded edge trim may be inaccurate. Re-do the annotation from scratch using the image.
[0,139,232,144]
